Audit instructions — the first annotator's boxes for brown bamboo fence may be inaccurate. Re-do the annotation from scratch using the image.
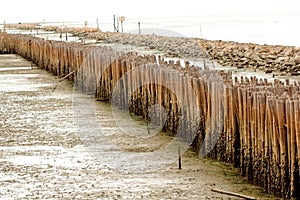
[0,32,299,198]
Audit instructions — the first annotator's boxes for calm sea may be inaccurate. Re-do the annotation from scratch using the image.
[92,13,300,47]
[3,13,300,47]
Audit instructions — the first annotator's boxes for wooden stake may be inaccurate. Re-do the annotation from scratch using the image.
[211,188,256,200]
[178,146,182,170]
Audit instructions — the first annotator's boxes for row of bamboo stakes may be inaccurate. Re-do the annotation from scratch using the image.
[0,32,299,198]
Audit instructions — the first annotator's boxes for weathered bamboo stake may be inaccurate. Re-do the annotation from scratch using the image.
[267,96,276,194]
[171,74,178,134]
[232,85,239,166]
[141,64,147,119]
[256,94,261,166]
[247,91,253,180]
[159,68,165,128]
[131,61,137,114]
[255,94,262,185]
[90,50,97,95]
[289,100,297,198]
[252,92,258,183]
[259,94,267,188]
[147,66,152,114]
[110,58,117,103]
[224,86,230,161]
[178,72,184,134]
[237,87,245,175]
[277,98,287,195]
[58,45,63,75]
[191,76,198,143]
[242,88,249,176]
[296,99,300,183]
[141,65,147,119]
[185,76,191,142]
[264,95,271,192]
[121,60,128,109]
[135,62,141,116]
[217,80,224,160]
[285,99,292,197]
[251,92,256,181]
[83,50,89,93]
[217,79,223,158]
[208,81,216,157]
[204,80,212,156]
[127,61,133,113]
[270,97,280,195]
[185,76,192,143]
[104,51,110,99]
[165,71,172,130]
[192,77,201,147]
[211,78,219,158]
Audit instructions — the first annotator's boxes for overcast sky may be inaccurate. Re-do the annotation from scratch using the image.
[1,0,299,23]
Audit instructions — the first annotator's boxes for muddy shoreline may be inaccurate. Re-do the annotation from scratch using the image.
[0,54,274,199]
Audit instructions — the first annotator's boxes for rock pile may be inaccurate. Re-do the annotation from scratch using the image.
[4,23,38,30]
[200,40,300,75]
[86,32,204,59]
[84,31,300,76]
[43,26,99,35]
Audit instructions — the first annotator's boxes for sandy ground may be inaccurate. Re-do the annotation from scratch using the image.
[0,54,275,199]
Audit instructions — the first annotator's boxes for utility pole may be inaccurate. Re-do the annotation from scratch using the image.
[113,15,117,32]
[199,25,203,38]
[3,21,6,32]
[117,17,119,32]
[96,18,99,30]
[138,22,141,34]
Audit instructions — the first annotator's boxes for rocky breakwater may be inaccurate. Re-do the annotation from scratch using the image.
[196,40,300,76]
[42,26,99,36]
[86,31,205,59]
[84,31,300,76]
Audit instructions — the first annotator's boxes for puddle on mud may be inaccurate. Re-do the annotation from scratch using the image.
[0,54,274,199]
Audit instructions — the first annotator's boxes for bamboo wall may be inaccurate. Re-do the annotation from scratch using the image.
[0,33,299,199]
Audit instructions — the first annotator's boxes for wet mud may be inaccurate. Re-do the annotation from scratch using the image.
[0,54,273,199]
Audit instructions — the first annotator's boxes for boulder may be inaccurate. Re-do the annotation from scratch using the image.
[291,72,300,76]
[276,56,289,62]
[293,56,300,65]
[265,69,273,73]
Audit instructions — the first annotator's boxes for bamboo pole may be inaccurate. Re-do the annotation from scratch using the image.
[277,98,287,195]
[296,99,300,176]
[211,188,256,200]
[289,100,297,198]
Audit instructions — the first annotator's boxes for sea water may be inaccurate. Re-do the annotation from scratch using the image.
[2,13,300,47]
[68,13,300,47]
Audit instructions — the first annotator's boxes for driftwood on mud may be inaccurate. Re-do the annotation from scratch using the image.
[52,71,75,92]
[211,188,256,200]
[58,71,75,82]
